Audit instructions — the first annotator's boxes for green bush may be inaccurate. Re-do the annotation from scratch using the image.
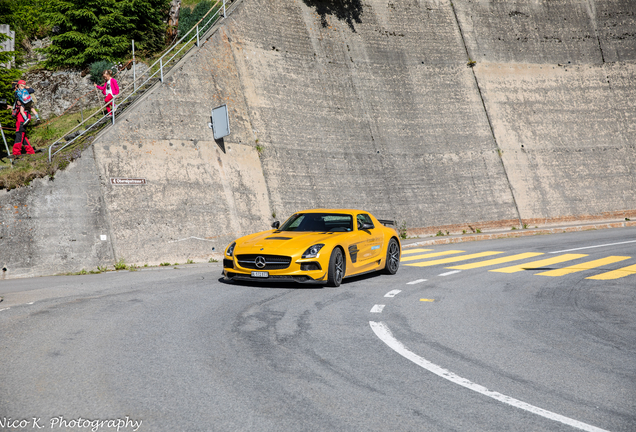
[88,60,114,84]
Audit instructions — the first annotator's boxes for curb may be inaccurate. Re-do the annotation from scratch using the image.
[401,220,636,249]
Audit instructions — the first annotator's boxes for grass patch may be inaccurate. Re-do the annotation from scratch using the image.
[31,107,104,148]
[114,258,127,270]
[182,0,206,9]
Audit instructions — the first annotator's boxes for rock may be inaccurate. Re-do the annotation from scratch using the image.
[64,130,84,142]
[21,62,150,120]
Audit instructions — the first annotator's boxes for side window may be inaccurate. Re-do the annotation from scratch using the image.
[280,214,304,231]
[288,215,304,229]
[357,214,374,229]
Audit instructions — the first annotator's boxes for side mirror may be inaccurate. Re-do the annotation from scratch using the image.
[360,222,374,230]
[271,221,280,229]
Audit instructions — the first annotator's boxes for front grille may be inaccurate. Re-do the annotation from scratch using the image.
[236,254,292,270]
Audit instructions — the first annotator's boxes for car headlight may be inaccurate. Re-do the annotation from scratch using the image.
[302,244,324,259]
[226,242,236,257]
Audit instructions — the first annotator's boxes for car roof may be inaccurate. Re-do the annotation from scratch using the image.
[296,209,370,215]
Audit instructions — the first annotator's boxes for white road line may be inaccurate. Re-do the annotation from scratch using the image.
[438,270,461,277]
[0,307,9,312]
[369,321,610,432]
[385,290,402,298]
[370,304,385,313]
[550,239,636,253]
[406,279,427,285]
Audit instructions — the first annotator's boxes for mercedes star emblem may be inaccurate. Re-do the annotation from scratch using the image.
[255,256,266,269]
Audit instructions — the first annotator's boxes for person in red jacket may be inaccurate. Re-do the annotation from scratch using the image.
[13,102,35,156]
[94,69,119,116]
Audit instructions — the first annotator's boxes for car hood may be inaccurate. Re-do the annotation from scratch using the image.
[236,230,344,254]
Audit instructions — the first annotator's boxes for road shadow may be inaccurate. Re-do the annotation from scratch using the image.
[218,277,324,289]
[217,270,385,289]
[302,0,363,32]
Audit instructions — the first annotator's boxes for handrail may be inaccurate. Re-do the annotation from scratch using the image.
[47,0,231,162]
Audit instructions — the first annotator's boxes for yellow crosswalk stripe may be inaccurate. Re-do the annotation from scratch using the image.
[586,263,636,280]
[401,248,434,255]
[536,256,631,277]
[405,251,504,267]
[400,250,464,262]
[490,254,588,273]
[447,252,545,269]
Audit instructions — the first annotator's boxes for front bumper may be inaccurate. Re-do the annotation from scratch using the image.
[223,271,327,284]
[223,256,327,284]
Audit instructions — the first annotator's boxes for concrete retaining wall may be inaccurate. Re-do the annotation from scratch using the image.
[0,147,114,279]
[2,0,635,277]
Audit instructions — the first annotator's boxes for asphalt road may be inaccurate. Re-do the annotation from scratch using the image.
[0,228,634,432]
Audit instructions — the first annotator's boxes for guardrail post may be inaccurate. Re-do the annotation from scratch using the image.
[160,58,164,83]
[0,120,11,160]
[132,39,136,92]
[223,0,226,17]
[196,25,200,47]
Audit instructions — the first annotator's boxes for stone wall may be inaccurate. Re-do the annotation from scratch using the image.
[0,24,15,68]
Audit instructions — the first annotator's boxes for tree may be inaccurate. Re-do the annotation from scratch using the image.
[44,0,170,69]
[0,65,23,153]
[0,0,53,65]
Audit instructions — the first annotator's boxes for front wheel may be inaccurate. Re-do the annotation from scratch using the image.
[326,248,345,287]
[383,238,400,275]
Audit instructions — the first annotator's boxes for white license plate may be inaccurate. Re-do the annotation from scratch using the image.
[251,271,269,278]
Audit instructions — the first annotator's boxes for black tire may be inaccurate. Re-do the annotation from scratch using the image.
[326,248,345,287]
[383,238,400,275]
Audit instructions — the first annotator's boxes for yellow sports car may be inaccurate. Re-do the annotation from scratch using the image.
[223,209,401,286]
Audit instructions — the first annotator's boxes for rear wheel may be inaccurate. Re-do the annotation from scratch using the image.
[327,248,345,287]
[383,238,400,275]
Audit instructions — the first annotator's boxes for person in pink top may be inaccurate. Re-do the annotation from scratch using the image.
[95,69,119,116]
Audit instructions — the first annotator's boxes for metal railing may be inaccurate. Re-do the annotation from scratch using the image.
[47,0,231,162]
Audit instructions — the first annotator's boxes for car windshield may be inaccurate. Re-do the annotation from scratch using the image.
[279,213,353,232]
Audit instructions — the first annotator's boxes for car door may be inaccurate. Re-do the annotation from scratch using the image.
[352,213,384,265]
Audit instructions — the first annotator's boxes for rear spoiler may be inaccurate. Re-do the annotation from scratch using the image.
[378,219,396,227]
